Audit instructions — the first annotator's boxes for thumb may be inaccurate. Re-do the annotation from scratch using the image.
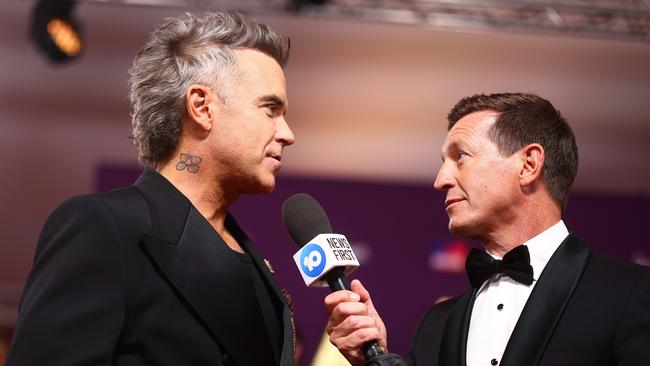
[350,279,374,308]
[350,279,388,351]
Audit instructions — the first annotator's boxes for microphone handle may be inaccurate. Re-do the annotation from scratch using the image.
[324,269,384,360]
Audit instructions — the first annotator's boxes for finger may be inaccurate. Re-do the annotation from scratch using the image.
[329,327,383,358]
[328,302,373,330]
[324,290,360,312]
[328,313,377,334]
[342,316,386,353]
[331,301,371,318]
[342,314,379,333]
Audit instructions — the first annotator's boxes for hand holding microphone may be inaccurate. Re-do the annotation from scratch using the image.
[282,193,405,366]
[324,279,388,366]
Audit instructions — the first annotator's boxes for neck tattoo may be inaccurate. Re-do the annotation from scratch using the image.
[176,153,202,173]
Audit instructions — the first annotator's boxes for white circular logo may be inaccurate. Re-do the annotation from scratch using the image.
[300,244,326,277]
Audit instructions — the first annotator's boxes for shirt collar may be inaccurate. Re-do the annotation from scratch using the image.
[522,220,569,281]
[484,220,569,281]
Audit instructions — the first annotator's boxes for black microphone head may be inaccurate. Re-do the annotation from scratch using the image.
[282,193,332,248]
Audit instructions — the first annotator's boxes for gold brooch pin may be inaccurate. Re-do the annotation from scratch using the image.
[264,258,275,274]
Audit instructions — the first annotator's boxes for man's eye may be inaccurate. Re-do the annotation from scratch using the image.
[264,105,278,116]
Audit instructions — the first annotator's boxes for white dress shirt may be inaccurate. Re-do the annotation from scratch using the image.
[466,220,569,366]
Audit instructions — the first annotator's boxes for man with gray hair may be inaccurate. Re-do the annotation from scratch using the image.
[8,12,295,366]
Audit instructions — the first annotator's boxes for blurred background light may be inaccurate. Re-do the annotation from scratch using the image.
[31,0,83,63]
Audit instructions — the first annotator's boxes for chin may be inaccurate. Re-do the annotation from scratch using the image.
[259,183,275,194]
[250,176,276,194]
[448,217,473,237]
[448,217,487,242]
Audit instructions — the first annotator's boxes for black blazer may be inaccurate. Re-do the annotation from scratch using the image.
[409,234,650,366]
[8,169,295,366]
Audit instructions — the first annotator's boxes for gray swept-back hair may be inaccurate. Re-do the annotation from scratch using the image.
[128,12,290,168]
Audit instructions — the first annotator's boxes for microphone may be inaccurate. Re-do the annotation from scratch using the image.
[283,193,359,290]
[282,193,401,364]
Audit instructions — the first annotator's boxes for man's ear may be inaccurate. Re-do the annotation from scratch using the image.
[519,143,545,187]
[185,84,215,132]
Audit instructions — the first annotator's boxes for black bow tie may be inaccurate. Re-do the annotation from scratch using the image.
[465,245,534,289]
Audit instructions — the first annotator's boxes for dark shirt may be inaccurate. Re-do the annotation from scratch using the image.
[234,250,283,363]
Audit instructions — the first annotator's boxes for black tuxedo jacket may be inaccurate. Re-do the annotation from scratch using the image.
[408,234,650,366]
[8,169,295,366]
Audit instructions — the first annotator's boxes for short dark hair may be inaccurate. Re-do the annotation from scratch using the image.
[129,12,290,168]
[447,93,578,211]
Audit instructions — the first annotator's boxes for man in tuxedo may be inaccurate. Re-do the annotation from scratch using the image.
[324,93,650,366]
[8,12,296,366]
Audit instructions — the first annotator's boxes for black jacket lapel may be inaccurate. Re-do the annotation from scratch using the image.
[226,215,295,366]
[500,234,591,366]
[135,169,276,366]
[277,298,296,366]
[439,288,476,366]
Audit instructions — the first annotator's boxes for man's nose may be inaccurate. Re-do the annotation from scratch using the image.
[433,162,454,191]
[276,117,295,146]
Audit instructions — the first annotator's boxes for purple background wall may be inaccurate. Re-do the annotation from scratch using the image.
[97,164,650,364]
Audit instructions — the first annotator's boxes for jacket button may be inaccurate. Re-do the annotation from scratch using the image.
[491,358,498,365]
[497,303,504,311]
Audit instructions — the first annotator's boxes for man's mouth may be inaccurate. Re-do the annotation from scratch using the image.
[445,198,464,210]
[266,153,281,162]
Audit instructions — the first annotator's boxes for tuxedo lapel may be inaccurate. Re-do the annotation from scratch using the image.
[439,288,477,366]
[134,169,277,365]
[500,234,591,366]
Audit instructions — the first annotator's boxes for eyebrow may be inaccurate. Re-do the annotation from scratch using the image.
[255,95,287,113]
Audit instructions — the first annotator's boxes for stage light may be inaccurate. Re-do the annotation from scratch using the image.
[287,0,330,12]
[31,0,83,64]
